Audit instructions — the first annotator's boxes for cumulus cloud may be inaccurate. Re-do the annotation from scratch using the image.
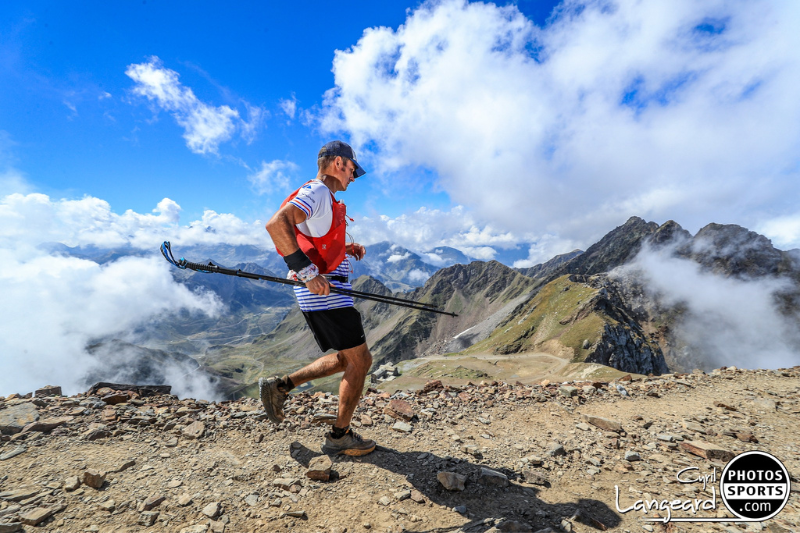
[616,243,800,370]
[126,56,263,155]
[0,193,273,251]
[248,159,299,195]
[352,205,524,256]
[320,0,800,247]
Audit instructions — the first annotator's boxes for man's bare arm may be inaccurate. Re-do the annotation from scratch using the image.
[265,204,331,296]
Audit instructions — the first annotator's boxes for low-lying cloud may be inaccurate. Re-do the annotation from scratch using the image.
[0,192,239,398]
[321,0,800,249]
[616,243,800,371]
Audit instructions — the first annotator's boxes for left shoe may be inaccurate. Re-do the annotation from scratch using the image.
[259,376,288,424]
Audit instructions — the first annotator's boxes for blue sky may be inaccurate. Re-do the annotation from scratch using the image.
[2,0,800,396]
[2,0,800,264]
[1,1,559,224]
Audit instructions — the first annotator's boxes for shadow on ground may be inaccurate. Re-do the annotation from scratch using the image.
[289,441,620,533]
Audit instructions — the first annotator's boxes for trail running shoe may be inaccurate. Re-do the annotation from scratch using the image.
[259,376,287,424]
[321,428,377,456]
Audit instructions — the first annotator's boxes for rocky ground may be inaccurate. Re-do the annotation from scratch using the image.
[1,367,799,533]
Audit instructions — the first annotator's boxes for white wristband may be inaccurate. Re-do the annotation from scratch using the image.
[296,263,319,283]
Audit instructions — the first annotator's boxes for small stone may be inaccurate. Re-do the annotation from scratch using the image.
[392,421,412,433]
[0,446,27,461]
[576,423,590,431]
[378,496,392,506]
[35,385,62,397]
[138,511,159,527]
[679,440,735,462]
[21,416,72,433]
[19,507,56,526]
[559,386,578,397]
[625,451,641,462]
[84,428,111,441]
[394,489,411,501]
[83,469,106,489]
[179,526,209,533]
[283,510,307,518]
[384,399,414,421]
[167,479,183,489]
[182,421,205,439]
[202,501,221,519]
[581,415,622,433]
[244,494,259,506]
[165,437,179,447]
[0,403,39,434]
[410,490,425,503]
[437,471,466,491]
[177,493,193,506]
[547,443,566,457]
[0,487,39,501]
[360,414,374,426]
[98,499,116,512]
[142,494,165,511]
[453,505,467,514]
[101,391,130,405]
[64,476,81,491]
[0,523,23,533]
[522,470,548,486]
[462,444,481,457]
[272,478,299,490]
[306,455,333,481]
[480,467,509,487]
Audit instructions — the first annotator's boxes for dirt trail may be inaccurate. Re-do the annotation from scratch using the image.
[1,366,799,533]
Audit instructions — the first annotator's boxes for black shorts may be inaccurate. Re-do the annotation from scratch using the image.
[303,307,366,352]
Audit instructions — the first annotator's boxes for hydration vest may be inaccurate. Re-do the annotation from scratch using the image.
[277,180,347,274]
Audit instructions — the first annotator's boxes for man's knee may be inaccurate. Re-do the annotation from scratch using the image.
[342,343,372,371]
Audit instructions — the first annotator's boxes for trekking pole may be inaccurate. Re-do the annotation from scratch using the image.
[160,242,458,317]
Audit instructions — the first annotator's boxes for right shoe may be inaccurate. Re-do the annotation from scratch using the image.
[321,428,377,456]
[259,376,288,424]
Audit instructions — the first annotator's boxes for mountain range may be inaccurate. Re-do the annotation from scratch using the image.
[48,217,800,398]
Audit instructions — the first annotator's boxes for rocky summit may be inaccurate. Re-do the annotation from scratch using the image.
[1,368,800,533]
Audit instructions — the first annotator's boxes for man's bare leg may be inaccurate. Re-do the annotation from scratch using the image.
[287,343,372,428]
[334,343,372,428]
[288,352,346,387]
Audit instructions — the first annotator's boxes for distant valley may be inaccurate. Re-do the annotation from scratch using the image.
[51,218,800,399]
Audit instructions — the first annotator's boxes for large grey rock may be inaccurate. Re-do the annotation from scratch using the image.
[0,403,39,435]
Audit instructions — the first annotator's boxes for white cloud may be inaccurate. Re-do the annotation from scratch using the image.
[615,243,800,370]
[126,56,263,155]
[407,268,431,283]
[758,213,800,250]
[386,252,410,263]
[280,95,297,119]
[0,192,274,252]
[320,0,800,247]
[351,205,528,256]
[0,190,293,398]
[248,159,299,195]
[0,202,224,397]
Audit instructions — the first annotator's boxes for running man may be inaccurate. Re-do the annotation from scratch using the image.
[259,140,376,456]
